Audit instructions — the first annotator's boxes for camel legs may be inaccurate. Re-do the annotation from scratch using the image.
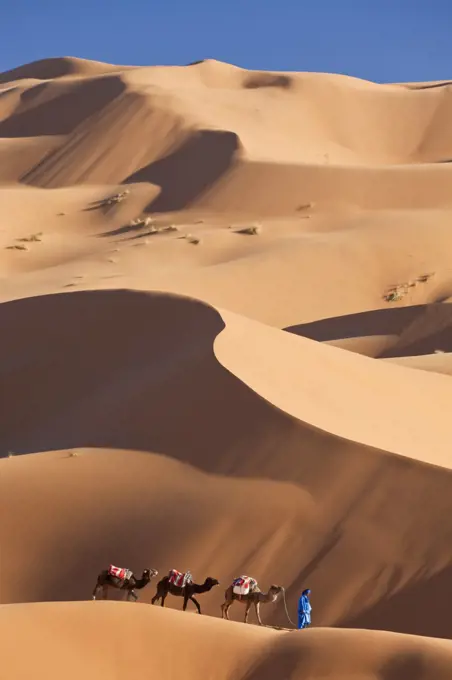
[126,589,138,602]
[221,601,232,620]
[151,591,167,607]
[92,577,109,600]
[187,596,201,614]
[93,584,109,601]
[254,601,263,626]
[182,592,201,613]
[221,599,261,625]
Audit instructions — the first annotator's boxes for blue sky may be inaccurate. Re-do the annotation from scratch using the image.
[2,0,452,83]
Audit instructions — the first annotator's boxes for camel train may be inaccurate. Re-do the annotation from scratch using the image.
[92,565,306,627]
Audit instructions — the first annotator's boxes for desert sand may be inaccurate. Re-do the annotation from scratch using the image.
[2,55,452,679]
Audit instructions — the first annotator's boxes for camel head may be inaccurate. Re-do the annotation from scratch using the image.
[143,568,159,580]
[204,577,220,589]
[268,585,284,601]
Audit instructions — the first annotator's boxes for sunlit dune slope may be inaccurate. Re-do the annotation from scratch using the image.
[2,602,452,680]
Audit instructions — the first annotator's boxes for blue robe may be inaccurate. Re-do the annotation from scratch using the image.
[298,593,312,629]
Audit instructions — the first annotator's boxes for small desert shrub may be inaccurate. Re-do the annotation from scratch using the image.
[384,272,435,302]
[101,189,130,206]
[417,273,435,283]
[6,244,28,251]
[148,224,179,235]
[129,216,154,228]
[384,289,404,302]
[17,232,42,242]
[128,216,179,236]
[234,224,262,235]
[182,233,201,245]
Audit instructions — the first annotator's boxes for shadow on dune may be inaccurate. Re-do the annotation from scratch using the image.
[31,505,162,604]
[124,129,240,212]
[99,221,146,238]
[0,287,426,491]
[0,76,125,138]
[0,288,382,489]
[285,303,452,358]
[380,652,426,680]
[243,73,292,89]
[285,306,426,342]
[241,638,309,680]
[240,634,443,680]
[1,289,452,488]
[344,563,452,639]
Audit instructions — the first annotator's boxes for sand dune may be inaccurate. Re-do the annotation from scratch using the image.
[287,300,452,358]
[2,290,452,638]
[2,289,452,466]
[3,54,452,679]
[3,57,452,199]
[2,602,452,680]
[3,444,452,637]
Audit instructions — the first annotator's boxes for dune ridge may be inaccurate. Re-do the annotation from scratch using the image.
[0,56,132,84]
[3,55,452,679]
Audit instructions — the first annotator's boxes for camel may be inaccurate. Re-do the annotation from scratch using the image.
[221,579,284,625]
[92,566,158,602]
[151,572,220,614]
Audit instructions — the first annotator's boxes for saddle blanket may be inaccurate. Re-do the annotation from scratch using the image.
[168,569,193,588]
[232,575,257,596]
[108,564,133,581]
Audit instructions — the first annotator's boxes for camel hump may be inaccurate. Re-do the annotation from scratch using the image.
[168,569,193,588]
[232,575,258,596]
[108,564,132,581]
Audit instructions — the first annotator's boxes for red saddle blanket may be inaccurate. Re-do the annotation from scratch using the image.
[232,576,257,595]
[168,569,192,588]
[108,564,132,581]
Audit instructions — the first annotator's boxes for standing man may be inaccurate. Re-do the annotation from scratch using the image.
[298,588,312,629]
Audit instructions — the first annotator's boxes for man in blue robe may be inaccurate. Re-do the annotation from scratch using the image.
[298,588,312,629]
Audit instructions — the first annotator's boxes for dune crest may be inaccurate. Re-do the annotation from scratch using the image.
[0,56,131,84]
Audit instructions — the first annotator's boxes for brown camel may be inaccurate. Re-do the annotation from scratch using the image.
[92,566,158,602]
[221,580,284,625]
[151,573,220,613]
